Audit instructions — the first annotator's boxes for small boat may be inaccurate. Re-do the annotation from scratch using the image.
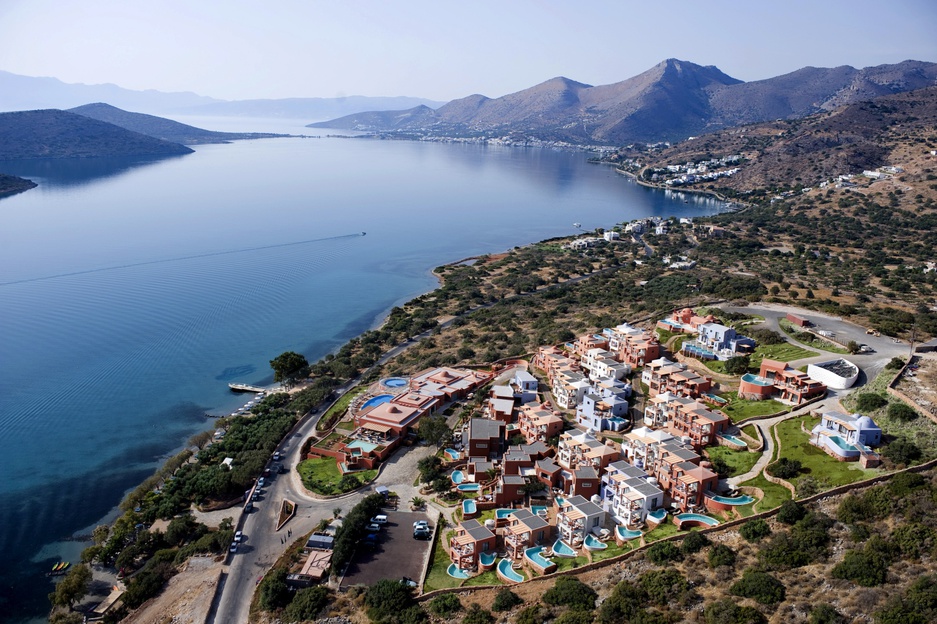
[361,231,367,236]
[48,561,70,576]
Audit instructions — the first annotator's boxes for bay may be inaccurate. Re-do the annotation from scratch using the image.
[0,129,723,621]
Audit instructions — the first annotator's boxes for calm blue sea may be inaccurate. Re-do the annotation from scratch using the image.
[0,125,724,621]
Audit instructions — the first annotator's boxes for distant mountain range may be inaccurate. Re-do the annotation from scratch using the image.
[0,109,194,160]
[0,70,444,120]
[68,103,285,144]
[309,59,937,145]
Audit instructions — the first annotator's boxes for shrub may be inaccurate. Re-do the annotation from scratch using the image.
[855,393,888,412]
[776,500,806,525]
[831,549,889,586]
[516,605,547,624]
[646,540,683,564]
[724,356,751,375]
[887,402,919,422]
[492,588,523,612]
[430,593,462,617]
[554,611,597,624]
[885,357,905,370]
[543,576,597,611]
[461,603,493,624]
[364,578,416,623]
[888,471,925,497]
[882,438,922,465]
[639,569,691,605]
[709,544,737,568]
[809,603,843,624]
[766,457,801,479]
[873,574,937,624]
[739,518,771,542]
[681,530,710,554]
[598,582,649,624]
[257,568,291,612]
[730,569,786,604]
[703,598,767,624]
[282,586,330,623]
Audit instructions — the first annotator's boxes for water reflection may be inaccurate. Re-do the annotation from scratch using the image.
[0,153,189,190]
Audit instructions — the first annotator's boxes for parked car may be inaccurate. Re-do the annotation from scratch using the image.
[229,542,238,553]
[400,576,418,587]
[234,531,243,542]
[362,533,380,549]
[257,477,265,488]
[366,523,382,533]
[413,520,429,530]
[413,527,431,540]
[371,515,388,524]
[273,451,281,461]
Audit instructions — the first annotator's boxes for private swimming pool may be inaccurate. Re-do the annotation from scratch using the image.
[524,546,557,573]
[451,470,465,484]
[457,483,479,492]
[616,526,642,540]
[360,394,393,410]
[496,509,514,519]
[709,494,755,505]
[676,513,719,528]
[444,448,460,460]
[497,558,524,583]
[447,564,470,579]
[584,534,607,550]
[648,509,667,523]
[381,377,408,388]
[462,499,477,516]
[718,433,748,447]
[345,439,379,453]
[552,539,577,557]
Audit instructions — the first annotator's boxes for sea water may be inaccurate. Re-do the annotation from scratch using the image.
[0,127,725,621]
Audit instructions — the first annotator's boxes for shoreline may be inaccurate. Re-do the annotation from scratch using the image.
[614,166,749,211]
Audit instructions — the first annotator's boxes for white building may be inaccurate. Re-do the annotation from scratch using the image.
[600,460,664,526]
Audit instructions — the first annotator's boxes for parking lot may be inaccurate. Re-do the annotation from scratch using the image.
[339,509,434,589]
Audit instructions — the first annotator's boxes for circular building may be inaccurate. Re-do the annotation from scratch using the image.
[806,358,859,390]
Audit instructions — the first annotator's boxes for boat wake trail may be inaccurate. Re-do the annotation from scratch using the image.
[0,232,365,287]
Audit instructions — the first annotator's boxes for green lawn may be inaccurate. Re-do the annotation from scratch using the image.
[317,386,367,431]
[721,392,789,422]
[590,539,635,562]
[423,529,461,591]
[750,342,818,368]
[644,522,681,542]
[741,424,757,439]
[335,419,356,431]
[739,473,791,512]
[297,457,376,495]
[705,446,760,477]
[464,569,501,587]
[554,555,589,572]
[773,415,879,488]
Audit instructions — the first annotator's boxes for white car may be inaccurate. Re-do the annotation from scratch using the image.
[413,520,429,530]
[371,515,388,524]
[234,531,243,542]
[366,523,382,533]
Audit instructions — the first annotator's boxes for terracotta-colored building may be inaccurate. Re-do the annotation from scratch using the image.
[504,509,552,559]
[657,308,717,334]
[738,359,827,404]
[642,357,712,399]
[450,519,496,570]
[644,393,729,449]
[517,403,565,445]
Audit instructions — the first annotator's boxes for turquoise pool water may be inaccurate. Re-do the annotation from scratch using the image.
[447,564,470,579]
[382,377,408,388]
[531,505,547,516]
[497,558,524,582]
[741,373,772,386]
[462,499,477,515]
[584,534,608,550]
[457,483,479,492]
[718,434,747,446]
[361,394,393,410]
[616,526,642,540]
[704,393,728,405]
[525,546,553,569]
[677,513,719,526]
[710,494,755,505]
[345,439,378,453]
[552,539,577,557]
[648,509,667,522]
[828,435,857,451]
[444,448,460,460]
[451,470,465,484]
[496,509,514,519]
[479,552,496,567]
[555,496,566,507]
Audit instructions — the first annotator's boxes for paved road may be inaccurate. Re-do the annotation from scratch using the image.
[723,303,910,384]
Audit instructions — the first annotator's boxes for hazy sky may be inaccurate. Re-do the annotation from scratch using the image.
[1,0,935,102]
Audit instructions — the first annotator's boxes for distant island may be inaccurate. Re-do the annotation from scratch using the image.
[0,173,37,197]
[0,109,194,160]
[68,103,288,145]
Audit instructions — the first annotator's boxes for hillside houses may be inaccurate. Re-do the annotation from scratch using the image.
[738,359,827,404]
[682,322,755,362]
[642,357,713,399]
[643,393,729,449]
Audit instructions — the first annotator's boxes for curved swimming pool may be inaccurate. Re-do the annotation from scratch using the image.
[381,377,408,388]
[447,564,470,579]
[360,394,393,410]
[457,483,479,492]
[583,534,607,550]
[676,513,719,528]
[497,558,524,583]
[552,539,577,557]
[451,470,465,484]
[709,494,755,505]
[616,526,642,540]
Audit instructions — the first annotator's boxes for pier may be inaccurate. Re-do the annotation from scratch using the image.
[228,383,267,393]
